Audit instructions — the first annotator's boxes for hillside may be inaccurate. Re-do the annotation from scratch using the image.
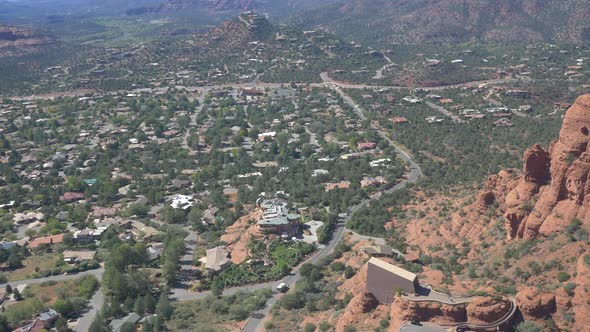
[288,0,590,45]
[387,95,590,330]
[126,0,324,16]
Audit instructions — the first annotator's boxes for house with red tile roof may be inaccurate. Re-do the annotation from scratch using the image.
[28,234,65,250]
[59,192,84,202]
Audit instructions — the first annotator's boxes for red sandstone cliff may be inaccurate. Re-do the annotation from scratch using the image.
[492,95,590,239]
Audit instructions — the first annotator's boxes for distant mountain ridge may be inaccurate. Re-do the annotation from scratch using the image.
[125,0,337,16]
[288,0,590,45]
[127,0,285,15]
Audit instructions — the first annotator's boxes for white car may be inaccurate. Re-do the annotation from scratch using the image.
[277,283,288,292]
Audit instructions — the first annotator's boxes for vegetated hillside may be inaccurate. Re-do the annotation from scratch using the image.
[288,0,590,45]
[126,0,323,16]
[391,96,590,330]
[199,11,274,50]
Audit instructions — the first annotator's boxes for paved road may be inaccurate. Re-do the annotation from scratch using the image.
[0,268,104,288]
[9,74,516,102]
[319,72,515,91]
[399,322,448,332]
[181,89,207,150]
[75,286,105,332]
[404,285,473,305]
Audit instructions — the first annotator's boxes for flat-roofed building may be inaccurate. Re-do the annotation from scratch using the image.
[366,257,419,304]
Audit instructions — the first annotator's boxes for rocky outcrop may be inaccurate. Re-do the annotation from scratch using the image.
[389,297,467,327]
[489,95,590,239]
[516,288,556,320]
[476,191,496,210]
[466,296,511,324]
[336,291,379,332]
[572,255,590,329]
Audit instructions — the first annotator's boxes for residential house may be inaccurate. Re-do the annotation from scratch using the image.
[391,117,408,124]
[312,169,329,177]
[357,142,377,151]
[201,246,231,274]
[170,194,194,210]
[74,227,107,243]
[147,244,163,261]
[13,212,44,225]
[360,176,387,188]
[60,192,85,203]
[324,181,351,192]
[28,234,65,250]
[63,250,97,263]
[109,312,141,332]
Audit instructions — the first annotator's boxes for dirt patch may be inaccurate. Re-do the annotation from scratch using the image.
[220,208,263,264]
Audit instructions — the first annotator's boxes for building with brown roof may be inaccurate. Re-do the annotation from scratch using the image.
[60,192,84,202]
[28,234,65,250]
[324,181,351,192]
[63,250,97,263]
[201,246,231,274]
[366,257,419,304]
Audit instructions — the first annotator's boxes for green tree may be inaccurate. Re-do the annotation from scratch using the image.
[13,288,22,301]
[54,298,75,316]
[144,293,156,314]
[156,294,173,320]
[55,316,68,332]
[120,321,137,332]
[515,321,543,332]
[211,279,224,297]
[133,296,145,315]
[304,322,317,332]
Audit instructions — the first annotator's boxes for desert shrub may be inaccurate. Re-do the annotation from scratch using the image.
[557,272,571,282]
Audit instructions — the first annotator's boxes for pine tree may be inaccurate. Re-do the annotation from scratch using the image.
[12,288,22,301]
[156,293,173,320]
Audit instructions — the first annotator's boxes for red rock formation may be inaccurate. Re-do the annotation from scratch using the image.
[515,288,556,320]
[572,255,590,329]
[389,296,467,327]
[490,95,590,239]
[336,291,379,332]
[466,296,511,324]
[476,191,496,211]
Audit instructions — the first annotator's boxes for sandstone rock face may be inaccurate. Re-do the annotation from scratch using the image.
[516,288,556,320]
[466,296,510,324]
[336,291,379,332]
[476,191,496,210]
[389,297,467,327]
[572,255,590,330]
[493,95,590,239]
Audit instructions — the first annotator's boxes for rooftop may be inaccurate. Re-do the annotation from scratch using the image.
[368,257,417,282]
